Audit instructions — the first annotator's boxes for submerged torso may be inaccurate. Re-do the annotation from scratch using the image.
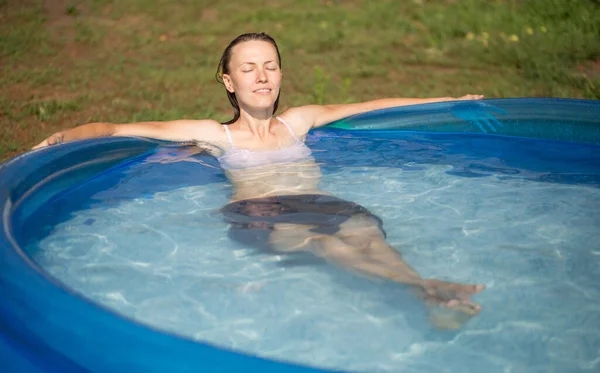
[216,117,326,202]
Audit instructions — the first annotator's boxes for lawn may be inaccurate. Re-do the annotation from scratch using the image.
[1,0,599,161]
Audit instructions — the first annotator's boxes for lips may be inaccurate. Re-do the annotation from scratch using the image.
[253,88,272,94]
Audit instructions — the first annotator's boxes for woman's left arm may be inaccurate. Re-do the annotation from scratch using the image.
[288,95,483,129]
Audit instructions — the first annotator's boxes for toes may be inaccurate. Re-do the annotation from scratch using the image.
[443,298,482,315]
[446,299,459,308]
[456,284,485,300]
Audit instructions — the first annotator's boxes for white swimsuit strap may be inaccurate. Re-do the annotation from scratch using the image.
[222,125,234,146]
[276,116,299,141]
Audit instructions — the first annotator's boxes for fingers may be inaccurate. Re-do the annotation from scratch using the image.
[31,133,64,150]
[31,139,49,150]
[461,94,484,100]
[48,134,61,145]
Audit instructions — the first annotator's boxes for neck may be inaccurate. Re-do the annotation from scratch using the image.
[235,107,276,139]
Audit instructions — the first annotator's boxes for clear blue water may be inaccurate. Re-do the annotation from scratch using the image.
[30,130,600,373]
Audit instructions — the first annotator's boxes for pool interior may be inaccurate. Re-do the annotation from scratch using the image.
[19,131,600,372]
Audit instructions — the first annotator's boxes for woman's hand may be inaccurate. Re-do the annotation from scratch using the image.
[32,132,66,150]
[456,94,484,100]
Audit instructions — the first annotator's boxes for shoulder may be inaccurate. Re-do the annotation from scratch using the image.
[279,104,352,129]
[277,105,326,134]
[160,119,231,149]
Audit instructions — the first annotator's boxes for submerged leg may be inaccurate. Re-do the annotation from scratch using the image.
[268,216,484,325]
[337,232,484,314]
[314,234,483,312]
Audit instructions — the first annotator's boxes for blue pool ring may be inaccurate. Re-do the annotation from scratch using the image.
[1,98,599,372]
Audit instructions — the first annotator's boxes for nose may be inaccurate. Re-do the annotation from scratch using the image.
[256,68,268,83]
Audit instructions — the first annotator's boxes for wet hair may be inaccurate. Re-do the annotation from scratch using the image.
[216,32,282,125]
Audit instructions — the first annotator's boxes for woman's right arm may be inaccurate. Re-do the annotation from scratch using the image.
[32,119,223,149]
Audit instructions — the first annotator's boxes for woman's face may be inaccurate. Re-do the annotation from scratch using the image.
[223,40,282,113]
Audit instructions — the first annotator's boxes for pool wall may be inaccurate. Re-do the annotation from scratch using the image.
[1,98,598,372]
[330,98,600,145]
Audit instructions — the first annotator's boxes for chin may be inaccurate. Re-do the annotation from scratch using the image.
[254,96,277,107]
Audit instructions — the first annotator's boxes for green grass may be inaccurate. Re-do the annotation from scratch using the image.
[1,0,599,161]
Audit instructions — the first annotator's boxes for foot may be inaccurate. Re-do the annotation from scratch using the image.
[419,279,485,315]
[428,307,475,330]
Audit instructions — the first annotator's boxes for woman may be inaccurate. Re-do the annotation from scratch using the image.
[34,32,484,324]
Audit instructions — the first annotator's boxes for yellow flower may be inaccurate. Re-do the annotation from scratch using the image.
[526,27,534,35]
[481,32,489,40]
[466,32,475,40]
[540,25,547,33]
[509,34,519,42]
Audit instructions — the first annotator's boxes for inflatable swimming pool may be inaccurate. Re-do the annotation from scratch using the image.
[1,98,599,372]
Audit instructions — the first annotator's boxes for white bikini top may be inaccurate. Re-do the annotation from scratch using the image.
[217,116,313,170]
